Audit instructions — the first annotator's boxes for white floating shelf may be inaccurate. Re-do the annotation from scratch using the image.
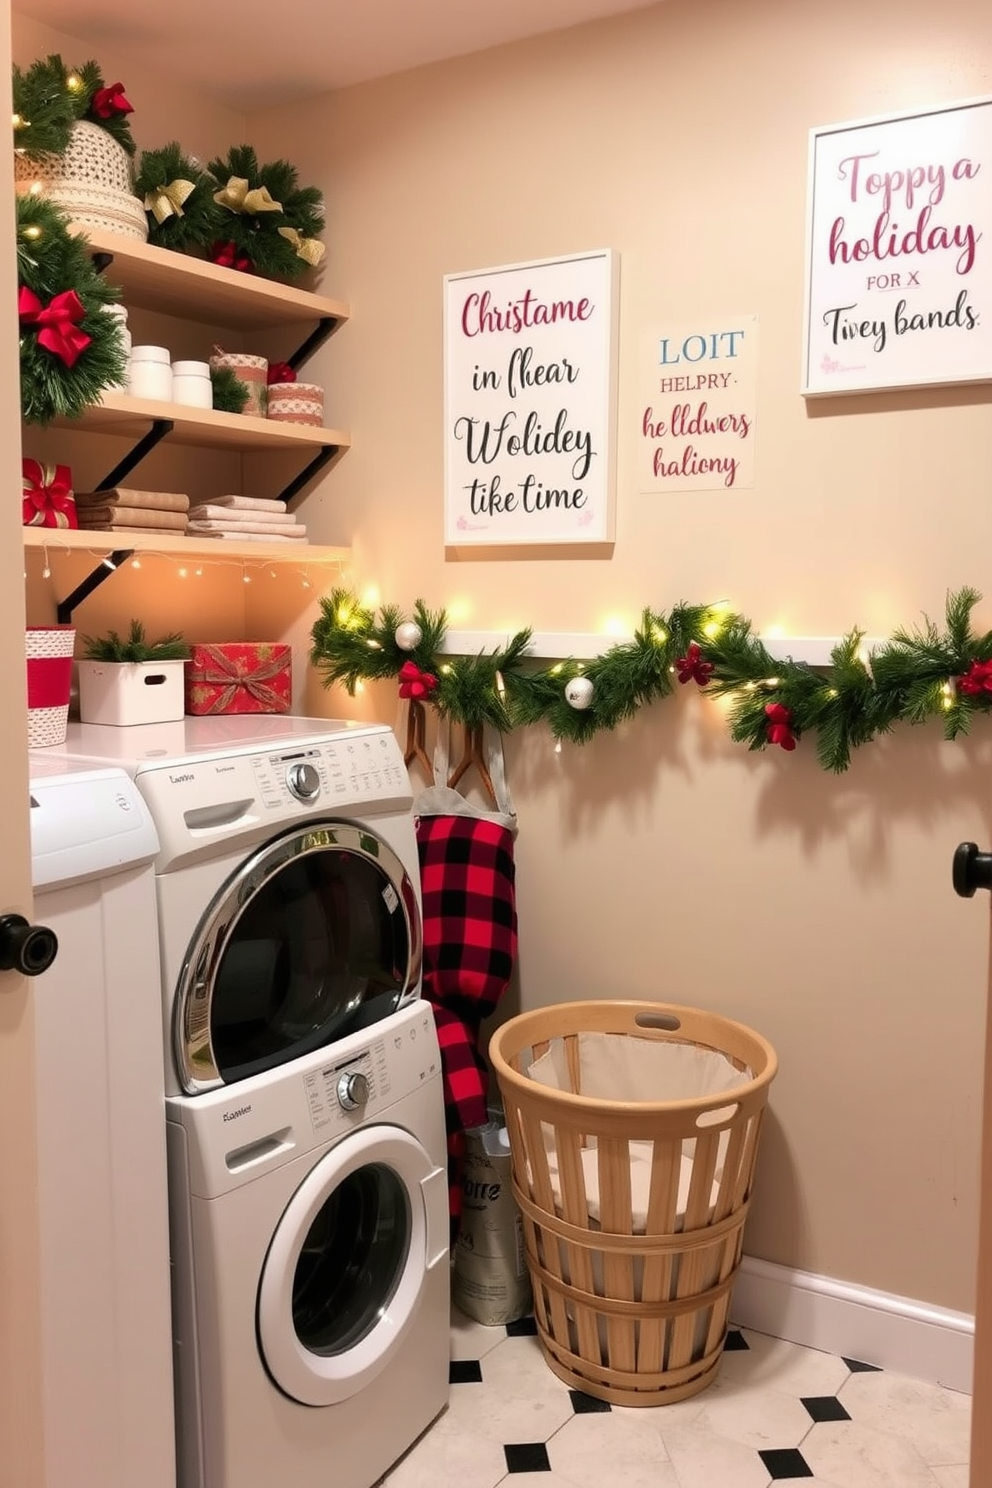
[440,631,884,666]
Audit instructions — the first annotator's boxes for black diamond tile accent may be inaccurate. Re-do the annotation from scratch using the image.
[448,1359,483,1384]
[723,1328,750,1351]
[505,1315,538,1337]
[759,1447,814,1479]
[504,1442,551,1473]
[801,1394,851,1423]
[842,1356,883,1372]
[568,1389,612,1414]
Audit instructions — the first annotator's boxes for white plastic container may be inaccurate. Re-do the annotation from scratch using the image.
[171,360,212,410]
[105,304,131,391]
[77,660,186,726]
[128,345,173,403]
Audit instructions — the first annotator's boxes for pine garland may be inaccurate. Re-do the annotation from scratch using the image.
[134,142,225,252]
[12,54,136,158]
[17,194,128,426]
[310,587,992,773]
[209,364,250,414]
[205,145,325,280]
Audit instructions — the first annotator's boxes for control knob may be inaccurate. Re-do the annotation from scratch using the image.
[337,1070,370,1112]
[0,914,58,977]
[286,761,321,801]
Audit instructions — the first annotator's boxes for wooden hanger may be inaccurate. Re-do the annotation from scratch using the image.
[402,699,434,784]
[447,721,497,809]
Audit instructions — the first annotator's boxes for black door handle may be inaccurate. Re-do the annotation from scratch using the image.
[953,842,992,898]
[0,913,58,977]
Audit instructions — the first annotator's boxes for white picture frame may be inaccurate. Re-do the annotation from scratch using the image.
[443,249,618,546]
[802,96,992,396]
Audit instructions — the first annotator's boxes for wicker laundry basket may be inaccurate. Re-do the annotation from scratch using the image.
[489,1000,777,1406]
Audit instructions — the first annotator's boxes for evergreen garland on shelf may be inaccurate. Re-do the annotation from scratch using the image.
[209,364,250,414]
[12,53,136,158]
[310,586,992,774]
[17,193,127,425]
[134,142,225,251]
[205,145,325,279]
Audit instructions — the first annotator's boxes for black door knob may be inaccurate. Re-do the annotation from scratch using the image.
[0,914,58,977]
[952,842,992,898]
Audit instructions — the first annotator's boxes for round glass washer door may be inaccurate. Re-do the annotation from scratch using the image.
[174,822,422,1094]
[257,1127,432,1405]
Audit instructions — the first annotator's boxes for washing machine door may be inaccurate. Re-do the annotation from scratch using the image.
[257,1126,434,1406]
[174,821,422,1093]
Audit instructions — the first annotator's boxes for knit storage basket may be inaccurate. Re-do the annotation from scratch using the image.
[25,626,75,748]
[266,381,324,426]
[14,121,147,241]
[208,352,267,417]
[489,1000,777,1407]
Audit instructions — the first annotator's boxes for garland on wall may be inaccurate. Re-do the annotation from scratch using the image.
[310,586,992,773]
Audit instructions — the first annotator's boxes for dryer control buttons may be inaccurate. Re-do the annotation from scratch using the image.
[286,762,321,801]
[336,1070,370,1111]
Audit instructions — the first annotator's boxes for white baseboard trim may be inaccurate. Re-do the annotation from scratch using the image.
[731,1255,975,1394]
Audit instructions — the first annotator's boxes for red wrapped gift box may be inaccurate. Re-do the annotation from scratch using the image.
[184,642,292,716]
[22,459,78,529]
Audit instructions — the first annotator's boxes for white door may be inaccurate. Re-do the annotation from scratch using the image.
[256,1126,435,1406]
[0,3,49,1482]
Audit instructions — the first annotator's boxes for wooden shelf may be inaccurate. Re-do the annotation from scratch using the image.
[51,390,350,454]
[79,228,350,332]
[24,526,351,565]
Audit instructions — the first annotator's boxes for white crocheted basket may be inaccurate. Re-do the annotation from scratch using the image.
[15,121,147,241]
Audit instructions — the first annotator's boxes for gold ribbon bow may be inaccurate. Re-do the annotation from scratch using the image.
[144,177,196,225]
[191,645,288,715]
[213,176,282,216]
[278,225,326,267]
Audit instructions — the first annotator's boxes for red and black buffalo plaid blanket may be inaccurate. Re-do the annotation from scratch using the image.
[416,810,518,1240]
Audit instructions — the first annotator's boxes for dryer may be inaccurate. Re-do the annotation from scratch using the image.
[166,997,450,1488]
[49,716,424,1096]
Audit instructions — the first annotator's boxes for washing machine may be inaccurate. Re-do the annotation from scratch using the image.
[27,757,176,1488]
[166,996,450,1488]
[48,715,425,1097]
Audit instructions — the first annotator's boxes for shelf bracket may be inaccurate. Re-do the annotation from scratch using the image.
[277,444,338,505]
[56,549,135,625]
[96,419,174,491]
[287,316,338,373]
[91,251,115,276]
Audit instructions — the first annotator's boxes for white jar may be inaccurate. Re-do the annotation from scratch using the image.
[105,304,131,391]
[171,360,213,410]
[129,345,173,402]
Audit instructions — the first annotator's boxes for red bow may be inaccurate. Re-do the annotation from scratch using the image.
[18,285,91,368]
[959,660,992,697]
[765,702,797,751]
[675,641,715,687]
[267,361,296,385]
[210,240,254,273]
[90,82,133,119]
[398,660,438,700]
[22,460,77,529]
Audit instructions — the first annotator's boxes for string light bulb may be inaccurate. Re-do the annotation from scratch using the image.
[130,557,141,570]
[65,72,82,92]
[941,680,956,711]
[178,566,188,578]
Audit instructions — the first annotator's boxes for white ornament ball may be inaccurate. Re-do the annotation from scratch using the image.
[394,621,423,652]
[565,675,594,710]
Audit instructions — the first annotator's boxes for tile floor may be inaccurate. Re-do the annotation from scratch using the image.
[383,1309,972,1488]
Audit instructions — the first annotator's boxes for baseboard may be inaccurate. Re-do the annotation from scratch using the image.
[730,1255,974,1394]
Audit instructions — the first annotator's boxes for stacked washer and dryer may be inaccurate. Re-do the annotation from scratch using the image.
[39,714,450,1488]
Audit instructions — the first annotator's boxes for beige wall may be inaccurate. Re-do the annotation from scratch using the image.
[248,0,992,1310]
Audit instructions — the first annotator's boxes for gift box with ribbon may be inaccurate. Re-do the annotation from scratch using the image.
[22,459,78,529]
[184,642,292,716]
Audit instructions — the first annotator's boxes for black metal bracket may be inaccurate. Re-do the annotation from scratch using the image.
[288,316,338,373]
[96,419,175,491]
[276,444,339,505]
[92,251,115,276]
[56,549,135,624]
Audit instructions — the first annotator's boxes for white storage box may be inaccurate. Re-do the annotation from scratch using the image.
[77,660,186,726]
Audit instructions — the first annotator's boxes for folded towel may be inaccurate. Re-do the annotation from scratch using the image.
[187,518,307,538]
[206,495,289,514]
[75,488,190,512]
[186,531,308,543]
[188,503,297,523]
[75,523,194,535]
[78,505,189,531]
